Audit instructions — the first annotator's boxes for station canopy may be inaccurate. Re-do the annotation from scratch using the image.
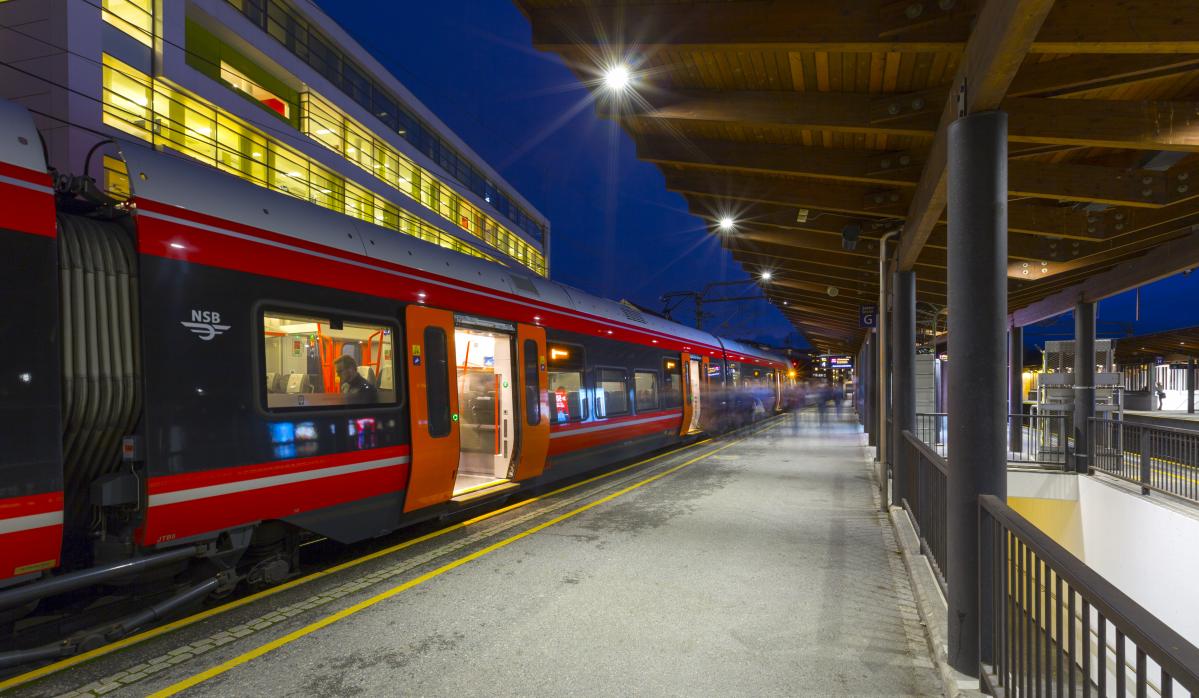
[515,0,1199,354]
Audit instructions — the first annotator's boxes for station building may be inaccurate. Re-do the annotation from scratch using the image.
[0,0,549,276]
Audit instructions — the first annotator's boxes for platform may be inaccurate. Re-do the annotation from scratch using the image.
[13,413,940,697]
[1123,409,1199,431]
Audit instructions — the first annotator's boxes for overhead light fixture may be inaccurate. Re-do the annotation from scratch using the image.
[760,271,772,281]
[796,208,809,223]
[603,64,631,91]
[841,222,861,251]
[718,216,736,232]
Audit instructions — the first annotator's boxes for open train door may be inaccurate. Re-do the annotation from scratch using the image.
[678,352,693,436]
[511,323,550,481]
[402,306,461,512]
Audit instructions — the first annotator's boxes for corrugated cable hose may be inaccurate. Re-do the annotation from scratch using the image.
[57,213,141,541]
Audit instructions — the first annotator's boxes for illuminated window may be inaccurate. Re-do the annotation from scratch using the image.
[103,0,152,47]
[221,62,291,118]
[262,311,397,410]
[549,344,587,423]
[100,55,502,267]
[298,90,547,276]
[103,155,131,199]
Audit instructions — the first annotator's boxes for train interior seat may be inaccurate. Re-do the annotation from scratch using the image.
[378,365,393,390]
[285,373,312,394]
[266,372,277,393]
[357,366,377,385]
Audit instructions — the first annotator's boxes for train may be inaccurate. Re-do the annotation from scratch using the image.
[0,99,790,644]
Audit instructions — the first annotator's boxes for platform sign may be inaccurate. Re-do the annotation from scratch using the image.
[828,355,853,369]
[859,304,877,328]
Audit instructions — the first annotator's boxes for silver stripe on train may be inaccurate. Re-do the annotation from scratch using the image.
[549,413,680,439]
[0,173,53,194]
[0,511,64,535]
[148,455,411,507]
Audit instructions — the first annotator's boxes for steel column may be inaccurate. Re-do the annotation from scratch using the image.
[1010,325,1024,453]
[1189,358,1196,414]
[1073,301,1096,473]
[946,110,1008,678]
[893,270,916,506]
[867,332,878,446]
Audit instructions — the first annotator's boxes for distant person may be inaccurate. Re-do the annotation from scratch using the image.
[1156,381,1166,410]
[335,355,378,403]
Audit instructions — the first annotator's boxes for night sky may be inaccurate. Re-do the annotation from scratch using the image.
[315,0,1199,356]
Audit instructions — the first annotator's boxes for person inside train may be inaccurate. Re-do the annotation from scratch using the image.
[334,355,378,403]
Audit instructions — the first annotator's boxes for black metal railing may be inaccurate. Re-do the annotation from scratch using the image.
[913,412,1069,468]
[1009,414,1070,468]
[1092,418,1199,504]
[980,494,1199,697]
[915,413,948,457]
[901,430,948,591]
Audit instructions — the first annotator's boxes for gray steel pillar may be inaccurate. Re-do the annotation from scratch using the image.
[893,270,916,507]
[867,332,878,446]
[1009,325,1024,453]
[1189,358,1196,414]
[1073,301,1096,473]
[946,110,1008,677]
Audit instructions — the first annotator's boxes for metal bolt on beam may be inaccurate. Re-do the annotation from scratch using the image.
[905,3,924,19]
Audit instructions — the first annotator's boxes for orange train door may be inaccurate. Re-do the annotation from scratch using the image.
[512,323,550,480]
[403,305,461,512]
[678,352,692,436]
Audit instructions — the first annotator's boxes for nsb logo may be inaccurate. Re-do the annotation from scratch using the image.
[181,309,231,341]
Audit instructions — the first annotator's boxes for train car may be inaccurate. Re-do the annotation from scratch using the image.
[0,100,789,638]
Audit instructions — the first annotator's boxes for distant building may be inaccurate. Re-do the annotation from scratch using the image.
[0,0,549,275]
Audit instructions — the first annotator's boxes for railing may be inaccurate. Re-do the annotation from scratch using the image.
[900,430,948,592]
[915,413,948,457]
[980,494,1199,697]
[912,412,1069,468]
[1092,418,1199,504]
[1009,414,1070,468]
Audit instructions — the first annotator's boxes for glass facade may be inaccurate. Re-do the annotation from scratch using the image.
[222,0,548,245]
[299,92,545,274]
[100,54,502,265]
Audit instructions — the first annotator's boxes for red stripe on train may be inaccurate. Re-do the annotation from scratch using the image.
[147,445,411,495]
[548,411,683,456]
[0,526,62,579]
[139,452,410,546]
[0,162,55,238]
[132,202,748,359]
[0,491,63,520]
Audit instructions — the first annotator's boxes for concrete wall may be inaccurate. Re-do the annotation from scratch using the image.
[1008,472,1199,648]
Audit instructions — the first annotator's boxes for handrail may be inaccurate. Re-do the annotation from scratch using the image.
[904,429,948,475]
[980,494,1199,692]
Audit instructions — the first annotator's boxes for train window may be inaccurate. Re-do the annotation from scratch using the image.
[424,327,452,437]
[549,343,587,423]
[634,371,659,412]
[661,357,682,408]
[262,312,397,410]
[595,368,629,418]
[523,339,541,426]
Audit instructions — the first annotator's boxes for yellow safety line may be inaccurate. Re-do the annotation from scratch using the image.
[151,424,775,697]
[0,436,722,692]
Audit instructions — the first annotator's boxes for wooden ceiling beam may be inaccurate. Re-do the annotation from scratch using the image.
[524,0,1199,54]
[624,93,1199,154]
[645,137,1174,207]
[893,0,1055,271]
[1008,54,1199,98]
